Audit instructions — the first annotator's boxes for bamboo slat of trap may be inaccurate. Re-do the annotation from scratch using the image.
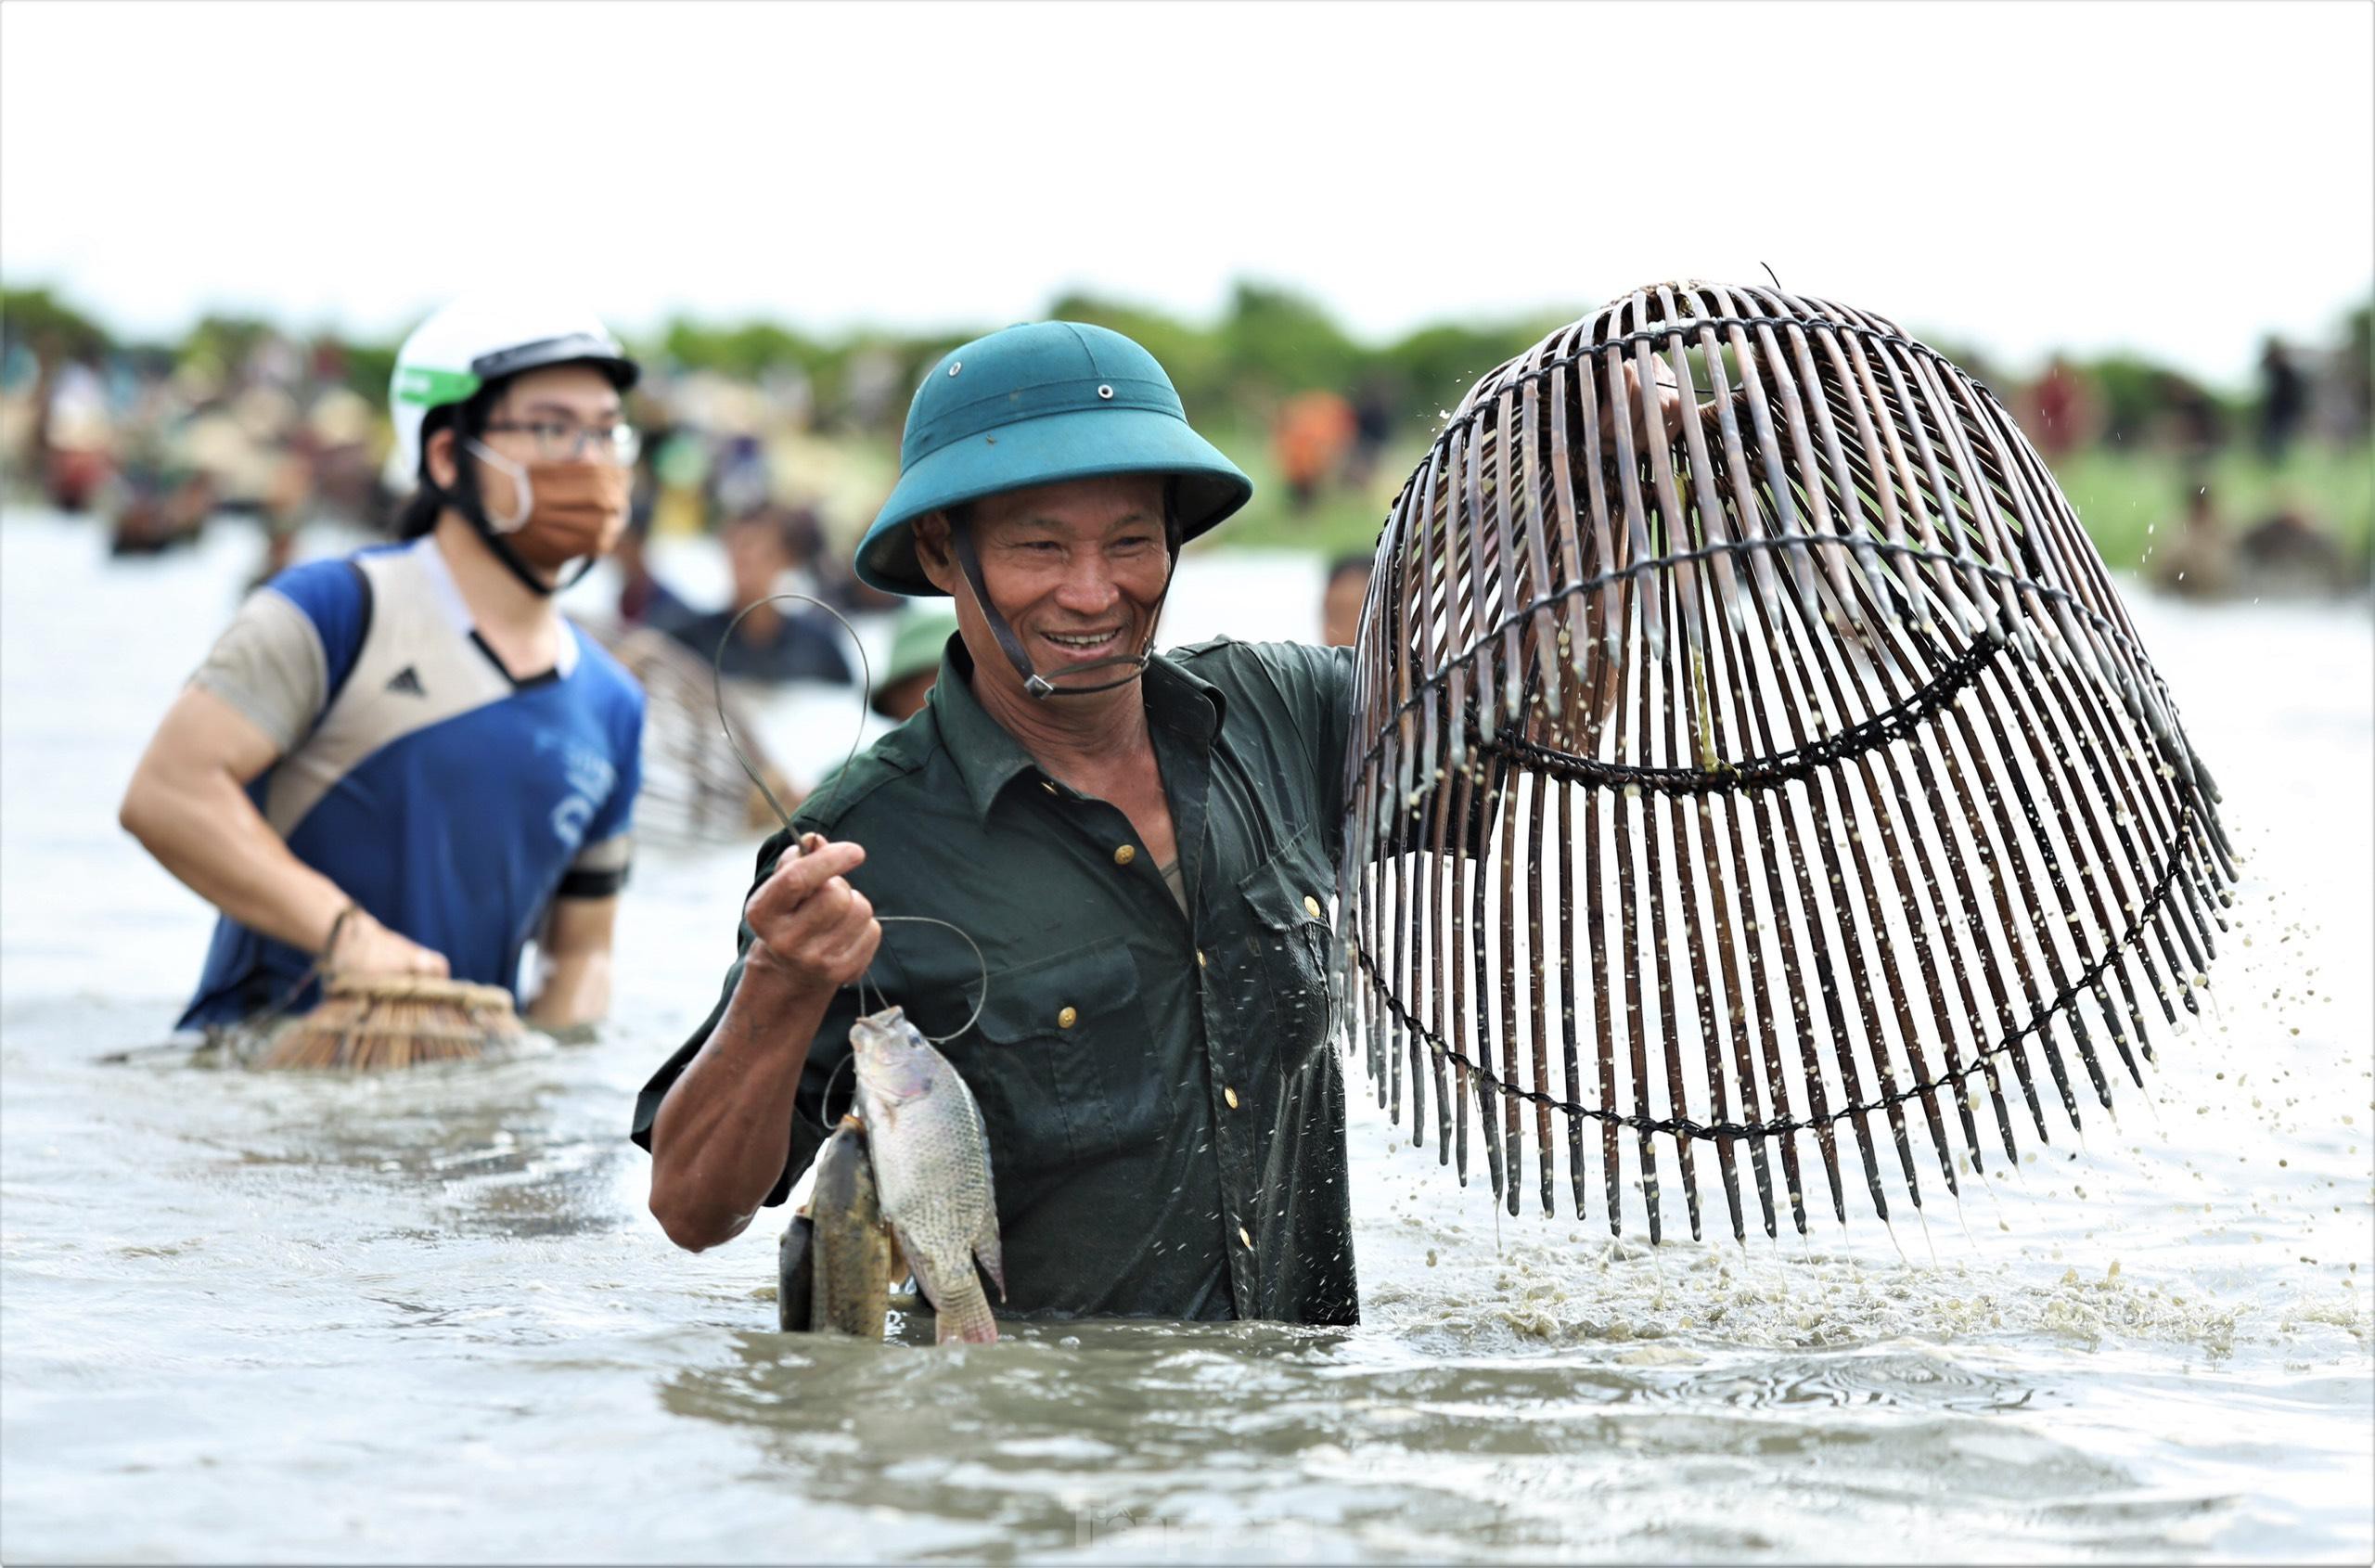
[1340,281,2232,1242]
[255,975,525,1071]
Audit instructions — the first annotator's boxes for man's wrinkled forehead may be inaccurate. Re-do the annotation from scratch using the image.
[972,473,1167,538]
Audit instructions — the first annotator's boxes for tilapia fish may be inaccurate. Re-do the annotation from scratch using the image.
[851,1006,1005,1344]
[779,1117,896,1337]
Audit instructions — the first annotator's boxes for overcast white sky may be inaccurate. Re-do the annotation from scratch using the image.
[3,0,2369,387]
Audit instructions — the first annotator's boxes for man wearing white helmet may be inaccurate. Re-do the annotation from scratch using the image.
[119,296,647,1032]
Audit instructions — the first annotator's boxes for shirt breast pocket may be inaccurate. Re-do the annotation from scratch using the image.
[1232,828,1341,1078]
[969,943,1171,1170]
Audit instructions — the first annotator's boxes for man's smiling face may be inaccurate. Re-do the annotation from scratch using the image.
[916,473,1171,698]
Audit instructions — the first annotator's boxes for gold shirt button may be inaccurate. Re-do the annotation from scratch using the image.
[1196,949,1207,968]
[1057,1006,1077,1029]
[1303,894,1322,919]
[1238,1226,1253,1249]
[1113,844,1136,867]
[1041,780,1058,795]
[1224,1086,1239,1110]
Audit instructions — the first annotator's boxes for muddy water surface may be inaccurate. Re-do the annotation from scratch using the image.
[2,513,2368,1562]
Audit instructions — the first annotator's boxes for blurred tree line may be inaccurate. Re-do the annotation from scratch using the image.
[0,280,1576,444]
[2,287,402,407]
[10,278,2364,454]
[6,279,2368,572]
[641,280,1572,445]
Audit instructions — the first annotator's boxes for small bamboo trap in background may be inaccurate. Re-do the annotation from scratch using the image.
[254,975,525,1071]
[603,626,792,843]
[1337,281,2234,1241]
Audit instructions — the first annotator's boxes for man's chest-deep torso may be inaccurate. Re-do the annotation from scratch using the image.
[827,652,1356,1322]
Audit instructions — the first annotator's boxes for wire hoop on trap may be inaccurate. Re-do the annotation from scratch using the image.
[1336,280,2234,1243]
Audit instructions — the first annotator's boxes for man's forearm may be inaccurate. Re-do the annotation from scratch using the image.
[121,765,348,953]
[647,954,831,1251]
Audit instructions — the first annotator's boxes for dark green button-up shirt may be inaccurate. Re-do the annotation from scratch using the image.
[632,636,1359,1326]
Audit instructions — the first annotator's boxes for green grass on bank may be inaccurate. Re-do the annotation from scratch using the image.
[1195,424,2373,574]
[2054,443,2371,571]
[1180,423,1422,564]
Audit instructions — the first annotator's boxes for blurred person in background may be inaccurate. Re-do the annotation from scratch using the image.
[1273,387,1356,512]
[293,383,387,528]
[118,295,647,1034]
[868,605,959,724]
[1345,377,1396,489]
[2150,485,2236,601]
[842,345,905,431]
[2258,338,2307,462]
[613,500,692,630]
[2235,502,2350,598]
[808,546,907,618]
[2315,305,2372,444]
[709,432,772,520]
[1320,553,1370,648]
[37,359,115,511]
[645,420,712,540]
[2154,371,2226,492]
[0,341,39,475]
[107,381,212,559]
[2024,354,2099,462]
[108,461,215,559]
[659,505,854,685]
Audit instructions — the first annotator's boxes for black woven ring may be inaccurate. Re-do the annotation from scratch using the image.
[1346,803,2201,1142]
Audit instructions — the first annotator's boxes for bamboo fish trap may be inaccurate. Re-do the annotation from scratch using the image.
[1337,281,2234,1242]
[602,626,791,842]
[254,974,525,1070]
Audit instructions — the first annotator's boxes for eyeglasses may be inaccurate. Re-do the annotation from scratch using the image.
[481,419,642,466]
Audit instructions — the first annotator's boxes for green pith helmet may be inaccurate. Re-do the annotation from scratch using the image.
[870,607,959,715]
[854,321,1252,597]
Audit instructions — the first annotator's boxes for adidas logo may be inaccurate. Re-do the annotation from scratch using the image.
[385,665,427,697]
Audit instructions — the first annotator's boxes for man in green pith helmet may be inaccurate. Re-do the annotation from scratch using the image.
[633,321,1367,1324]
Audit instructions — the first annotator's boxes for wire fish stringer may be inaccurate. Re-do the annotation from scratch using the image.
[709,594,991,1119]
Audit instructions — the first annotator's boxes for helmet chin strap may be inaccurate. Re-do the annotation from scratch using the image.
[946,515,1176,700]
[457,440,597,598]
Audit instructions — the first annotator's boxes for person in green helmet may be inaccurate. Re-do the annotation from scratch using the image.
[869,606,961,724]
[632,322,1672,1327]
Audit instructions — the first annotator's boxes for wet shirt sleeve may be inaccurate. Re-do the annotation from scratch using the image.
[199,557,371,752]
[1283,639,1356,856]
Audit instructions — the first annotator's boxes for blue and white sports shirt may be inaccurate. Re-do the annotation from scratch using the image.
[178,536,645,1028]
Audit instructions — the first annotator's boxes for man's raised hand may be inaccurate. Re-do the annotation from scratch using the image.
[742,833,880,996]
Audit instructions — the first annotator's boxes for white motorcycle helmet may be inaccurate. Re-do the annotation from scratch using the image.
[385,293,639,492]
